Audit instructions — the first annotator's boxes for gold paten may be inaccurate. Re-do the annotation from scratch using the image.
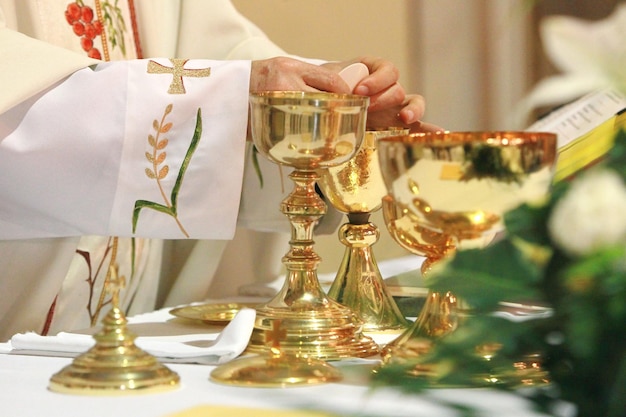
[242,92,379,368]
[49,266,180,395]
[318,128,410,334]
[376,131,557,386]
[170,302,259,324]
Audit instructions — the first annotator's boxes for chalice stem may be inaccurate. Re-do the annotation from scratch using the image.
[328,221,408,331]
[382,291,458,360]
[273,170,328,305]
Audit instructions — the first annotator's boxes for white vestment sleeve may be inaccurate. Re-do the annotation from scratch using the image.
[0,22,98,114]
[0,58,251,240]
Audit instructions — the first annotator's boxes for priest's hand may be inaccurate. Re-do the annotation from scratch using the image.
[327,57,443,132]
[365,93,443,132]
[249,56,443,136]
[250,57,352,94]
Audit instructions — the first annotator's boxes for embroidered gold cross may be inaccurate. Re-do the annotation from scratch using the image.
[147,59,211,94]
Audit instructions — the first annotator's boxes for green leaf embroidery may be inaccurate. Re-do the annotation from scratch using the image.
[132,106,202,237]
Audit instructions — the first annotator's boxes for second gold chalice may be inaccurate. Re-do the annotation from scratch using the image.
[376,131,557,385]
[318,128,410,334]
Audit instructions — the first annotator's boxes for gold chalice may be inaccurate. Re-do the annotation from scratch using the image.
[376,131,557,385]
[212,91,378,387]
[318,128,410,334]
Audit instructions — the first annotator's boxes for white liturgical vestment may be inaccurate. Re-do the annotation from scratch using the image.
[0,0,333,340]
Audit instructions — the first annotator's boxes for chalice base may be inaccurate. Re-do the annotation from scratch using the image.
[246,298,380,360]
[379,345,550,388]
[328,233,409,334]
[210,352,342,387]
[379,292,550,388]
[381,291,459,360]
[473,348,551,388]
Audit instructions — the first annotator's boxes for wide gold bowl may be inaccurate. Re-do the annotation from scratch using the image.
[249,91,368,170]
[378,131,558,257]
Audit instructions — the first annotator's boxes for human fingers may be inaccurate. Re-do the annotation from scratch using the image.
[397,94,426,124]
[366,93,423,128]
[415,121,445,132]
[352,56,400,97]
[366,94,444,132]
[365,82,406,112]
[250,58,350,94]
[398,95,444,132]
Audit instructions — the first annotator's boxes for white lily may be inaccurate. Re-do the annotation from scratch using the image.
[515,4,626,125]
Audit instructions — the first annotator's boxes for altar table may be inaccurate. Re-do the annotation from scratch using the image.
[0,352,560,417]
[0,257,569,417]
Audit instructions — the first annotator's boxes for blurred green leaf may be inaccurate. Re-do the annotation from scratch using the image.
[429,239,542,310]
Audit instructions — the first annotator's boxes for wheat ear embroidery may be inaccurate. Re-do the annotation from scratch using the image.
[132,104,203,237]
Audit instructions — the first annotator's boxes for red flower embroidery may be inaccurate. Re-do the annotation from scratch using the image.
[65,1,103,59]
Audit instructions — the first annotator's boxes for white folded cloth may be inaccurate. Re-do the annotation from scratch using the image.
[0,308,255,365]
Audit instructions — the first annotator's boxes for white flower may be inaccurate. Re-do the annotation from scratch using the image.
[548,168,626,257]
[515,5,626,124]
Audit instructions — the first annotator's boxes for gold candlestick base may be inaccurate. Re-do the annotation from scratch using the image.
[49,266,179,395]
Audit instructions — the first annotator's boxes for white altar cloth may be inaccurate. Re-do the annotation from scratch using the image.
[0,353,559,417]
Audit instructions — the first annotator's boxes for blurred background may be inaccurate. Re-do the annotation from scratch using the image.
[232,0,624,273]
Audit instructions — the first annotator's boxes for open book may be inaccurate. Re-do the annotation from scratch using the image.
[527,89,626,182]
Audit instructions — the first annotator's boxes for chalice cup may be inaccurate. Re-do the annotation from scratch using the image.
[318,128,410,334]
[244,92,379,362]
[376,131,557,384]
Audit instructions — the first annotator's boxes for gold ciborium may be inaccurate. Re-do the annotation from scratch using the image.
[318,128,410,334]
[376,131,557,384]
[242,92,379,361]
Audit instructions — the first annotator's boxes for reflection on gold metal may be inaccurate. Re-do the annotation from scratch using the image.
[510,353,550,386]
[377,131,557,386]
[376,292,458,381]
[471,344,550,387]
[211,320,342,387]
[319,128,410,333]
[49,266,179,395]
[381,292,458,362]
[244,91,378,364]
[382,195,456,273]
[170,302,259,324]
